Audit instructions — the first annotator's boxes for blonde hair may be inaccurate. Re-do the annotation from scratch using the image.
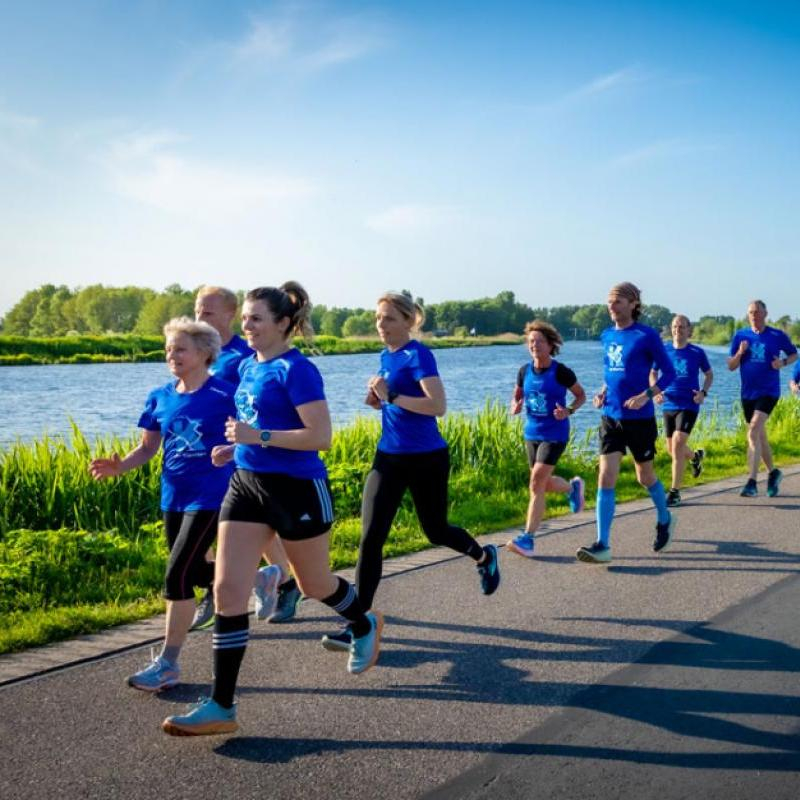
[377,292,425,332]
[163,317,222,365]
[196,285,238,312]
[524,319,563,355]
[246,282,314,343]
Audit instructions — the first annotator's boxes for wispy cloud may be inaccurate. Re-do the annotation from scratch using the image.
[568,66,648,101]
[229,0,386,75]
[0,109,40,133]
[0,104,47,177]
[101,130,318,222]
[366,204,460,237]
[608,137,718,169]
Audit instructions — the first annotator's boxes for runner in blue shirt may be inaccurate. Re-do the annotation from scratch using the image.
[319,292,501,654]
[89,318,235,692]
[193,286,296,628]
[507,319,586,557]
[790,361,800,396]
[650,315,713,507]
[727,299,797,497]
[163,282,380,737]
[577,282,677,564]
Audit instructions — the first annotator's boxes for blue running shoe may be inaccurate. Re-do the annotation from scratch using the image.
[348,611,383,674]
[767,468,783,498]
[267,581,302,623]
[127,654,179,692]
[477,544,500,594]
[740,479,758,497]
[162,697,238,737]
[576,541,611,564]
[253,564,282,620]
[507,531,535,558]
[568,476,586,513]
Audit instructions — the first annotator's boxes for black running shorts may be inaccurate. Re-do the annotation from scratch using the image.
[220,469,334,540]
[662,409,699,438]
[525,439,567,467]
[599,415,658,463]
[741,395,778,424]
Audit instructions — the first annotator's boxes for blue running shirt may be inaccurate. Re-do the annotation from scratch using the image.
[659,343,711,412]
[377,340,447,454]
[516,360,576,442]
[729,326,797,400]
[600,322,675,420]
[210,334,252,386]
[234,348,327,479]
[792,361,800,386]
[138,376,236,511]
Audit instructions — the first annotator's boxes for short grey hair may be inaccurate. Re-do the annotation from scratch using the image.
[163,317,221,365]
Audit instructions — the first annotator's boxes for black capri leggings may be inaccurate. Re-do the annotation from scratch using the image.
[162,509,218,601]
[355,447,484,610]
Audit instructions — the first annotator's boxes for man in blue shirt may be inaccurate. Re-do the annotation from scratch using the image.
[577,282,676,564]
[728,299,797,497]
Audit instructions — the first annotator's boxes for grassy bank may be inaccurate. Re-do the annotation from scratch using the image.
[2,400,799,653]
[0,333,521,366]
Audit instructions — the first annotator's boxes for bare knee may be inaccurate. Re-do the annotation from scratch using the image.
[214,576,248,614]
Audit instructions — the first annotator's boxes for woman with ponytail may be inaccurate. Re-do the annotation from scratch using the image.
[163,282,380,737]
[320,292,501,653]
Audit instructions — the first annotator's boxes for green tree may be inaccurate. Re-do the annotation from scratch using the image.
[319,308,350,337]
[134,289,194,334]
[342,311,375,337]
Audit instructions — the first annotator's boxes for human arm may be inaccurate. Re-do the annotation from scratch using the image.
[554,382,586,420]
[727,337,748,370]
[211,444,236,467]
[225,399,333,452]
[692,368,714,405]
[89,429,161,479]
[367,374,447,417]
[592,384,607,409]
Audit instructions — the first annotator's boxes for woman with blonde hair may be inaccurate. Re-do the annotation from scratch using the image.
[320,292,500,653]
[163,283,380,737]
[89,317,236,691]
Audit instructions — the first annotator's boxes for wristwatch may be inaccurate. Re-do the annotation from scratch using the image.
[387,391,399,404]
[259,430,272,448]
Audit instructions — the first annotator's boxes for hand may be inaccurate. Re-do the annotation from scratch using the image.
[692,389,706,405]
[737,340,749,357]
[367,375,390,402]
[652,392,664,405]
[364,390,382,409]
[510,386,523,415]
[623,392,649,411]
[553,403,570,420]
[211,444,235,467]
[592,388,607,409]
[89,452,122,480]
[771,356,784,370]
[225,416,258,445]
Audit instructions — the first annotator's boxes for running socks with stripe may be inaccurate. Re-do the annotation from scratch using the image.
[596,488,616,547]
[647,480,670,525]
[321,577,370,638]
[211,613,249,709]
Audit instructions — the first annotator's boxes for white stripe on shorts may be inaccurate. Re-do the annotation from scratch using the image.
[314,478,334,523]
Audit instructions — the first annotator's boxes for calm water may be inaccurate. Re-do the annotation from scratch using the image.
[0,341,771,448]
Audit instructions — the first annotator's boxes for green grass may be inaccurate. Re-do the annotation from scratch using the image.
[2,399,800,653]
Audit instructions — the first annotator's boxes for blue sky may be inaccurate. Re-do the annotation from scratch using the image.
[1,0,799,320]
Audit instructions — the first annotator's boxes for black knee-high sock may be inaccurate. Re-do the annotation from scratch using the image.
[321,577,370,637]
[211,613,249,709]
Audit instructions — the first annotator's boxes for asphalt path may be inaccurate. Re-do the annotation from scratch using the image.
[2,468,799,799]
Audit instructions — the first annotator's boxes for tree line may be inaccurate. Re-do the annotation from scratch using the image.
[3,283,800,342]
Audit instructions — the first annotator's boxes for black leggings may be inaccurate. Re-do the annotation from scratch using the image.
[355,448,483,610]
[162,510,218,601]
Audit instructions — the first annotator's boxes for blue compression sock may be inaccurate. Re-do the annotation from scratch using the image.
[648,480,670,525]
[596,488,615,547]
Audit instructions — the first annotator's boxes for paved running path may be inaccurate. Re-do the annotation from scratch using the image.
[2,468,799,799]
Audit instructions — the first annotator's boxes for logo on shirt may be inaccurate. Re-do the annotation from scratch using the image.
[674,357,688,378]
[526,390,548,416]
[236,391,259,425]
[165,417,206,470]
[607,344,624,370]
[750,342,766,362]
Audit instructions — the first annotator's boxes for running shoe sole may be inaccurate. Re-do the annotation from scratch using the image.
[162,718,238,736]
[506,539,536,558]
[127,675,179,693]
[575,547,612,564]
[321,633,352,652]
[570,477,586,513]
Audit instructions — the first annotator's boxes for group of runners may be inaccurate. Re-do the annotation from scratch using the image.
[89,280,798,738]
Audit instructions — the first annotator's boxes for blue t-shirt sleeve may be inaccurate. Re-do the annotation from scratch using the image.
[650,332,675,390]
[779,330,798,357]
[412,345,440,382]
[698,347,711,373]
[136,390,160,431]
[286,359,326,407]
[793,362,800,382]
